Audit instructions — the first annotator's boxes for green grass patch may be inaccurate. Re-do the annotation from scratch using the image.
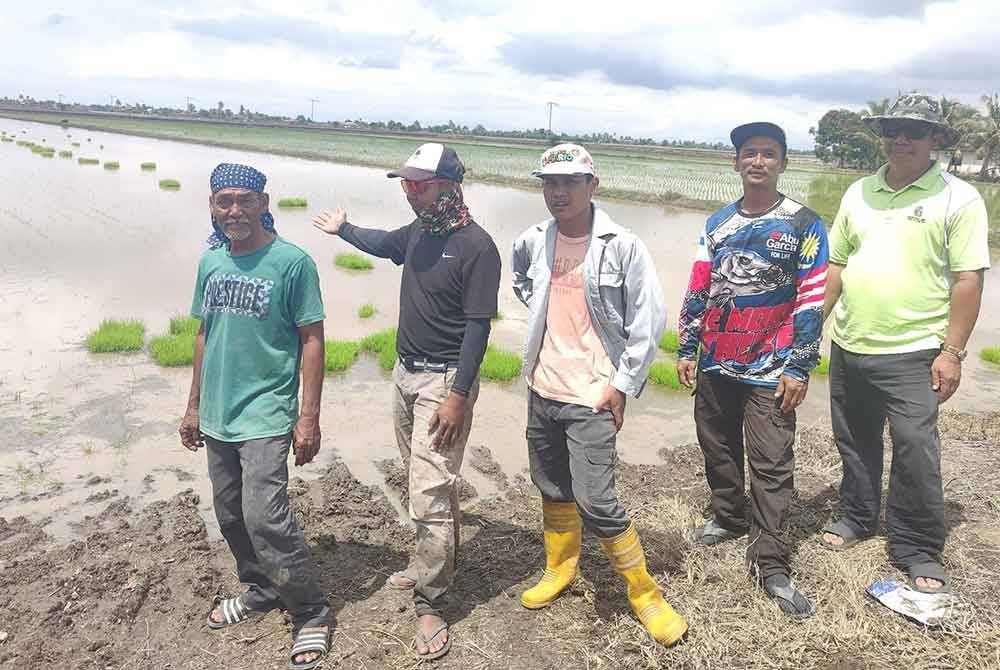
[479,346,522,382]
[169,315,200,336]
[140,161,156,170]
[71,142,80,147]
[159,179,181,190]
[277,197,308,208]
[358,303,376,319]
[335,253,374,271]
[648,361,683,390]
[85,319,145,353]
[814,356,830,375]
[325,340,361,372]
[149,334,195,366]
[78,157,99,165]
[58,150,73,158]
[15,140,32,147]
[980,347,1000,365]
[360,327,397,371]
[0,137,12,143]
[103,160,120,170]
[659,329,680,353]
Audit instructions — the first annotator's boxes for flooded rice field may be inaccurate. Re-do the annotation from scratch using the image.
[1,117,998,538]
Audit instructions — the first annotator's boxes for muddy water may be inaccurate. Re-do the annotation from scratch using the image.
[1,118,998,537]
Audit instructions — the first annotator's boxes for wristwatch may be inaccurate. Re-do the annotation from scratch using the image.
[940,343,967,361]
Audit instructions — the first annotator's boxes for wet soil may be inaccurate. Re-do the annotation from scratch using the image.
[2,415,998,670]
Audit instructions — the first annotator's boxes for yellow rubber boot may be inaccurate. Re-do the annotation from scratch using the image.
[600,523,688,646]
[521,501,582,609]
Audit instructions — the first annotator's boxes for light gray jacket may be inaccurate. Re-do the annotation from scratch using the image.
[511,206,667,398]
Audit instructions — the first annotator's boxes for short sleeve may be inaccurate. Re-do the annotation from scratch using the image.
[828,202,854,265]
[287,256,326,326]
[946,197,991,272]
[461,237,502,319]
[189,257,208,319]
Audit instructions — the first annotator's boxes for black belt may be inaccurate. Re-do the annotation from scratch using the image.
[400,357,459,373]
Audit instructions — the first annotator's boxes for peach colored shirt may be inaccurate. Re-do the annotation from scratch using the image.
[530,232,614,406]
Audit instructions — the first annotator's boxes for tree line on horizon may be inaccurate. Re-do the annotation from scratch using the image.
[810,94,1000,180]
[0,93,815,155]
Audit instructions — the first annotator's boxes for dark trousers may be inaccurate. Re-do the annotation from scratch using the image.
[526,390,630,538]
[694,372,796,579]
[829,343,945,568]
[206,433,329,629]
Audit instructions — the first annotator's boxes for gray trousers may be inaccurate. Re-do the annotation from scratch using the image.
[206,433,329,629]
[526,390,630,538]
[829,343,946,568]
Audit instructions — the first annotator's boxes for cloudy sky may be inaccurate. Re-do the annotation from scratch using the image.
[2,0,996,148]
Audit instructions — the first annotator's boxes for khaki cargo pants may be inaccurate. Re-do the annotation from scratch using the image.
[392,360,480,617]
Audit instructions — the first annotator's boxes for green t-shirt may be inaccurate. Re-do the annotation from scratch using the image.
[829,162,991,354]
[190,237,325,441]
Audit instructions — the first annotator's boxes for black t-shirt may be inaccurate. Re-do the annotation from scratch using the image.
[341,220,501,361]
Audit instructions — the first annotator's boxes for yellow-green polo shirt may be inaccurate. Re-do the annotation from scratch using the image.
[828,162,990,354]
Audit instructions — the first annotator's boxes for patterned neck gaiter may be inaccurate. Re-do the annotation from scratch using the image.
[417,184,474,236]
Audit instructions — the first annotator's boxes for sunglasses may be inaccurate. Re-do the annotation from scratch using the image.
[881,122,933,141]
[401,178,449,195]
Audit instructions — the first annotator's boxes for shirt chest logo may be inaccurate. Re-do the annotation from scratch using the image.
[203,273,274,320]
[907,205,927,224]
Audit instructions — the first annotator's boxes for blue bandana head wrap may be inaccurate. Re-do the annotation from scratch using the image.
[207,163,277,248]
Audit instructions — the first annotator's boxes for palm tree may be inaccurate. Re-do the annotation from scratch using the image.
[969,94,1000,179]
[862,97,891,118]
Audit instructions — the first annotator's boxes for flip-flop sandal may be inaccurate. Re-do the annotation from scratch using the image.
[819,520,872,552]
[763,575,816,621]
[689,519,746,546]
[288,625,330,670]
[906,561,951,594]
[205,596,261,630]
[413,621,451,661]
[385,571,417,590]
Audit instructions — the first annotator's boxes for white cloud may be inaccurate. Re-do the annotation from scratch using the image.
[2,0,996,148]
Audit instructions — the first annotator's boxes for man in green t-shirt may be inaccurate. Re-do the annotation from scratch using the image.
[178,163,330,670]
[821,94,990,594]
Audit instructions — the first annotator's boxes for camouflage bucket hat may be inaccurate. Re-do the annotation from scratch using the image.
[862,92,961,148]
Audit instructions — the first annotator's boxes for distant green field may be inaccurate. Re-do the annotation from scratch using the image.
[4,111,998,245]
[0,111,819,205]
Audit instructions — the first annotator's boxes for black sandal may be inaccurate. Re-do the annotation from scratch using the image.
[763,574,816,621]
[907,561,951,594]
[205,596,260,630]
[288,625,330,670]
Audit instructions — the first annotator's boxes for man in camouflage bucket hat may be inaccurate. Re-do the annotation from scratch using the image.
[861,93,961,148]
[820,92,989,595]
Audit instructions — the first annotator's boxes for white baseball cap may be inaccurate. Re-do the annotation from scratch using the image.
[531,143,596,178]
[387,142,465,182]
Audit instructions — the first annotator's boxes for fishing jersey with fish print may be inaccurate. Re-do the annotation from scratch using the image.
[677,196,829,387]
[190,236,324,441]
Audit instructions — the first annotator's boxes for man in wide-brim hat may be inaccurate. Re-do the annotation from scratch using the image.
[820,92,989,596]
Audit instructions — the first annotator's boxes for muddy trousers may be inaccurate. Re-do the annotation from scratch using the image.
[526,390,630,538]
[205,433,329,629]
[392,361,480,618]
[830,343,945,569]
[694,372,796,580]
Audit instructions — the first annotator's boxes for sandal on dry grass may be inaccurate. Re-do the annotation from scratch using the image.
[413,621,451,661]
[819,520,873,552]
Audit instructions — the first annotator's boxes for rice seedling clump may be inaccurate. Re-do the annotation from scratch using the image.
[648,360,683,390]
[277,197,308,208]
[335,253,374,271]
[981,346,1000,365]
[479,346,522,382]
[85,319,145,353]
[325,340,361,372]
[103,161,120,170]
[140,161,157,170]
[360,327,397,371]
[149,334,195,366]
[358,303,376,319]
[659,329,680,353]
[159,179,181,190]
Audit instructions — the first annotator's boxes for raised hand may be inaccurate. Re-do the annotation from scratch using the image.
[312,207,347,236]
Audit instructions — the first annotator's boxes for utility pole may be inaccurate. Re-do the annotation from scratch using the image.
[57,93,63,108]
[309,98,320,122]
[185,96,196,113]
[109,94,115,108]
[546,101,559,134]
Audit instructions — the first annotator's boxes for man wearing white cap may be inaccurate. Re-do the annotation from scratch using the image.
[511,144,687,646]
[313,143,501,660]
